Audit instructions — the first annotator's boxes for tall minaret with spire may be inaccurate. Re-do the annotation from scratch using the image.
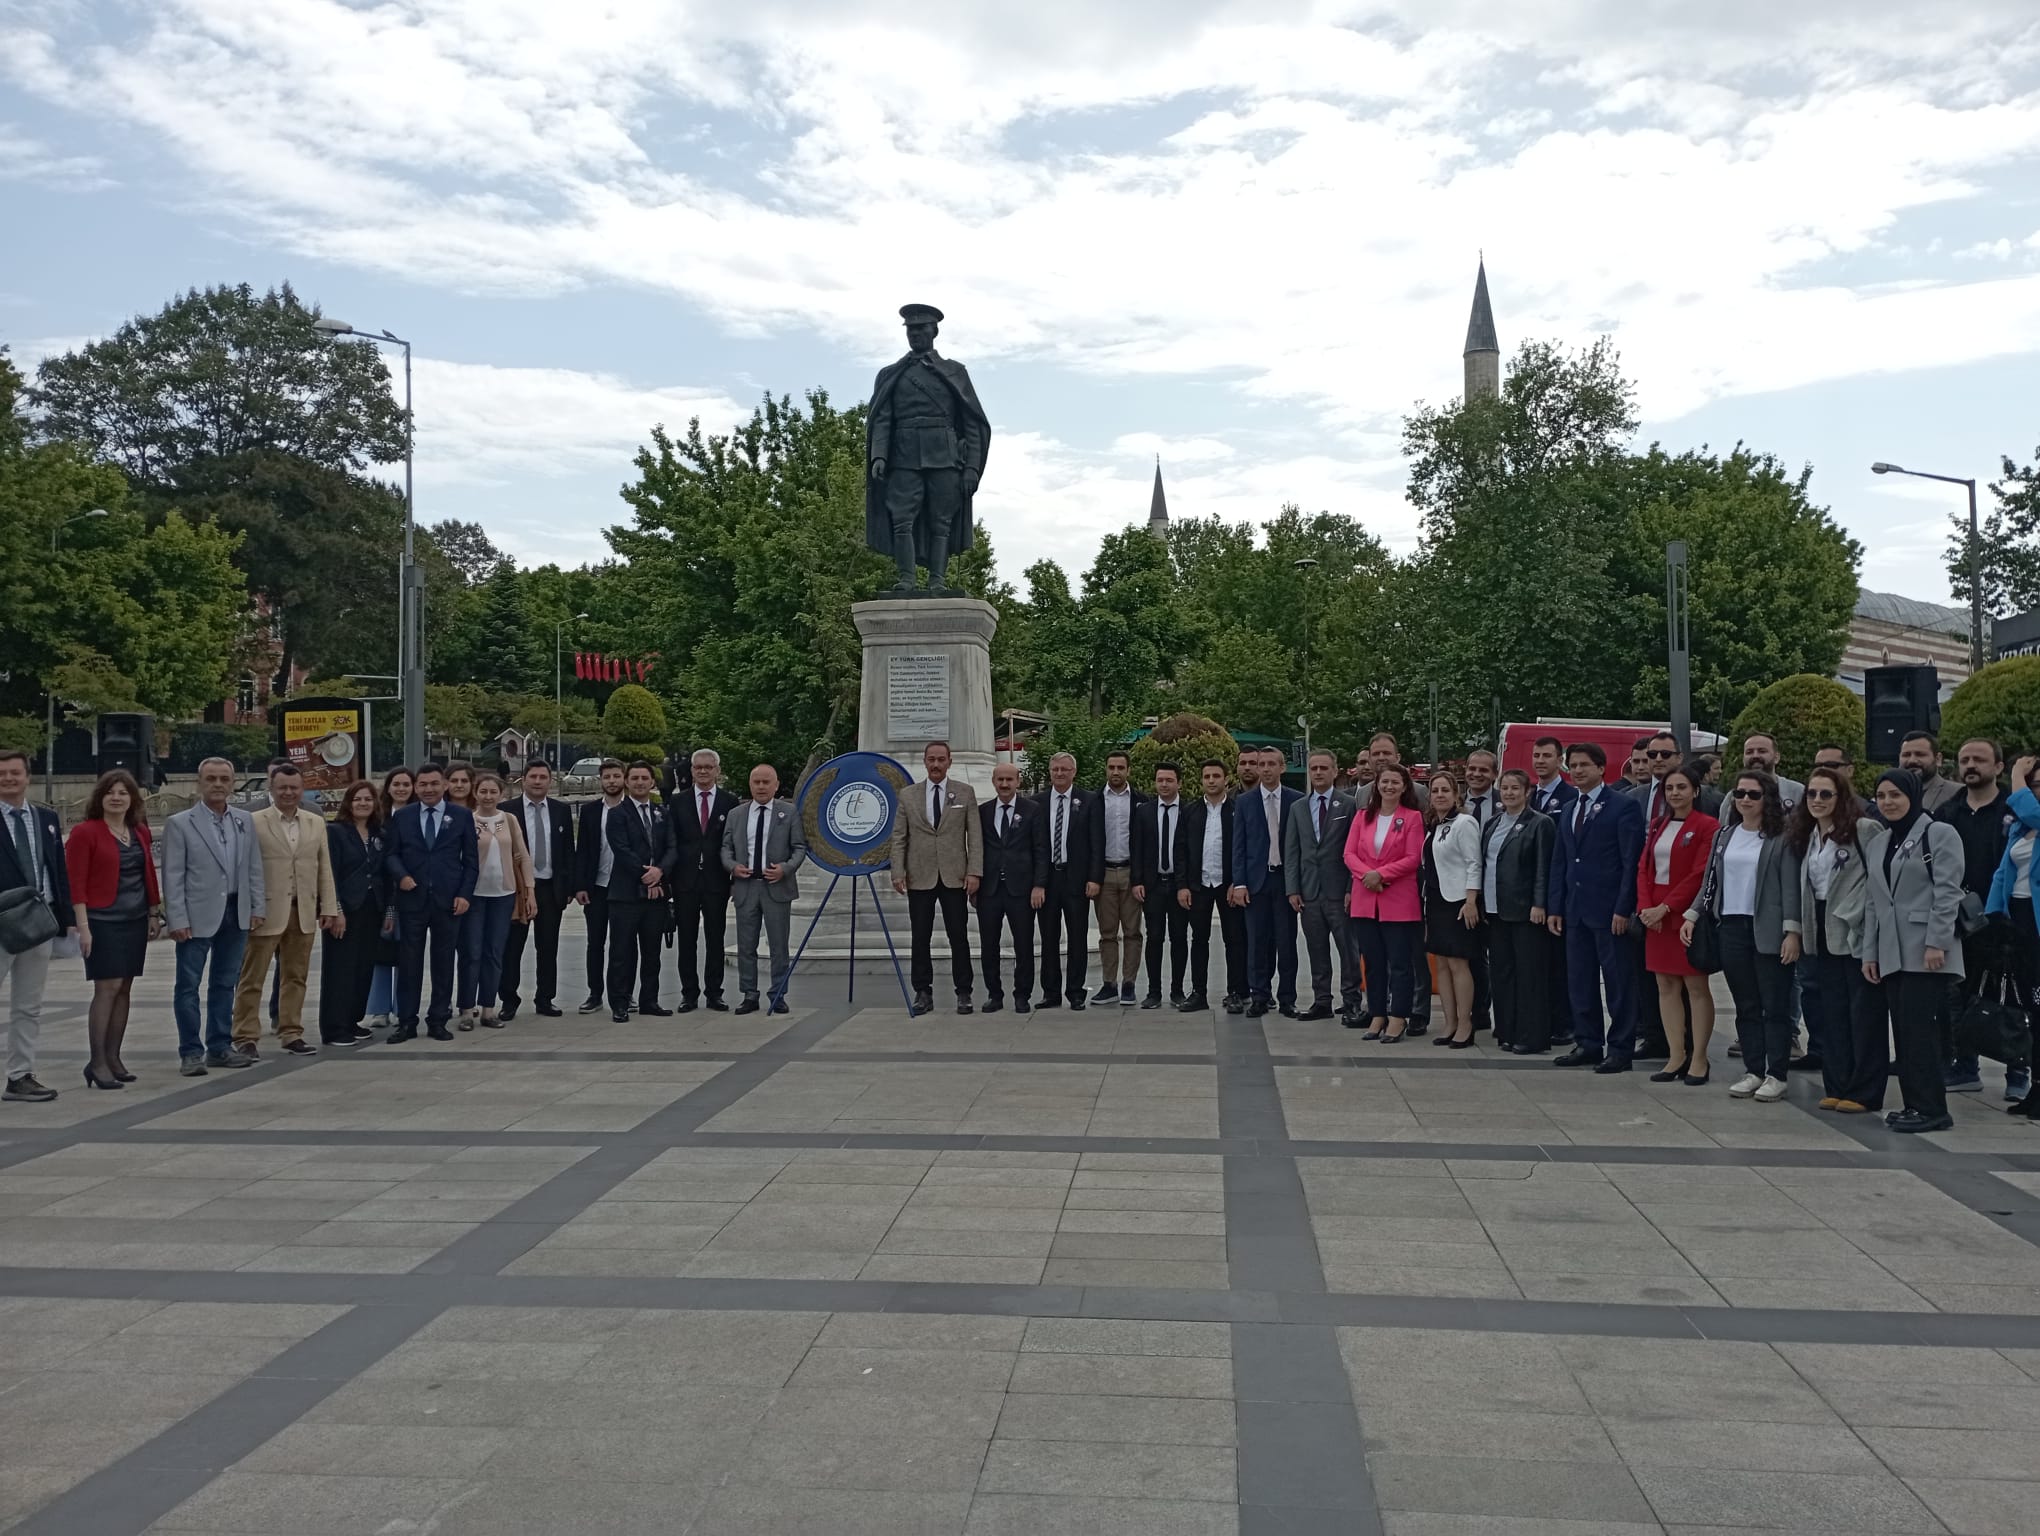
[1147,456,1169,542]
[1463,256,1500,401]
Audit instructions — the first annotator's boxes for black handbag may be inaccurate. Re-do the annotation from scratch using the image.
[0,886,61,956]
[1953,962,2033,1067]
[1683,831,1723,974]
[1919,834,1990,939]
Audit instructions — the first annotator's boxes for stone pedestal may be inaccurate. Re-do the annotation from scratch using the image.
[852,597,998,795]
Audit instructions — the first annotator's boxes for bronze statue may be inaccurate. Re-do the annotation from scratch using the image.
[864,304,989,595]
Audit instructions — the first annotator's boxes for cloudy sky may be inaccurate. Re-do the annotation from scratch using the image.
[5,1,2039,603]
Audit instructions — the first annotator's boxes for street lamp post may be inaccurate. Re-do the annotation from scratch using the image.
[316,318,424,765]
[44,508,111,803]
[1293,556,1318,747]
[554,613,590,768]
[1872,461,1984,671]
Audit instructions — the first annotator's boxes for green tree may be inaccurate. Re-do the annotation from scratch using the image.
[1729,675,1866,779]
[1949,449,2040,618]
[1942,657,2040,758]
[423,684,484,749]
[1176,625,1297,737]
[1016,532,1190,721]
[602,683,668,763]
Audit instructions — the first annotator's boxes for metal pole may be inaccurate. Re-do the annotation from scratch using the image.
[400,340,425,767]
[1428,683,1439,765]
[1667,541,1691,748]
[363,699,373,780]
[1968,478,1984,671]
[554,620,564,768]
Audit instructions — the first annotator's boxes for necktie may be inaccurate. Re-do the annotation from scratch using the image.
[1053,795,1066,864]
[1575,796,1588,835]
[753,804,766,873]
[1314,794,1325,837]
[425,807,438,846]
[1000,805,1011,841]
[1265,791,1281,867]
[10,808,37,898]
[639,803,653,840]
[1160,804,1173,875]
[699,791,711,832]
[931,784,942,830]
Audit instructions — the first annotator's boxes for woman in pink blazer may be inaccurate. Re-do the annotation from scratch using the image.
[1345,763,1428,1041]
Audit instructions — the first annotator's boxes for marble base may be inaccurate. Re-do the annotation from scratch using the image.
[852,596,998,795]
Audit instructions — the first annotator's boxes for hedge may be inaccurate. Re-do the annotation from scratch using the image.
[1729,674,1865,778]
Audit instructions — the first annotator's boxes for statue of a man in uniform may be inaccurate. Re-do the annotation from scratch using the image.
[865,303,990,595]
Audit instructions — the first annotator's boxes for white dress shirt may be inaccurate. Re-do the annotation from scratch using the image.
[1482,810,1518,909]
[1153,796,1179,876]
[596,801,618,887]
[1201,797,1226,887]
[1102,785,1133,862]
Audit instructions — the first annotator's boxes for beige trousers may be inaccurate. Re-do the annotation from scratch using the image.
[232,901,312,1044]
[1093,866,1143,987]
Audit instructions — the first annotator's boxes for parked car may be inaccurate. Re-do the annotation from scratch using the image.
[559,757,606,797]
[228,776,326,812]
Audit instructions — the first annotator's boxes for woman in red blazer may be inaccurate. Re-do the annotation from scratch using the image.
[63,770,162,1089]
[1634,761,1719,1086]
[1344,764,1429,1042]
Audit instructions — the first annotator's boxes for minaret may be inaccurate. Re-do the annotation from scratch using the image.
[1463,257,1500,401]
[1147,456,1169,541]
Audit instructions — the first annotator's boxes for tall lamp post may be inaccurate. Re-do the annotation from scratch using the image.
[1872,461,1984,671]
[44,508,111,803]
[1293,556,1318,756]
[315,317,423,765]
[554,612,590,768]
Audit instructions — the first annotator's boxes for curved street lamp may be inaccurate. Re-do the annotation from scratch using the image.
[1872,461,1983,671]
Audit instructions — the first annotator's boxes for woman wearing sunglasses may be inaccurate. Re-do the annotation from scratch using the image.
[1682,770,1802,1100]
[1790,766,1885,1113]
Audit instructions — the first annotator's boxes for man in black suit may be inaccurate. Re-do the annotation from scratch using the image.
[1135,761,1193,1008]
[976,762,1044,1014]
[0,748,77,1101]
[1183,758,1242,1012]
[1031,751,1098,1010]
[603,759,674,1023]
[499,759,575,1021]
[1463,748,1500,1032]
[383,762,477,1043]
[572,759,627,1013]
[669,747,737,1013]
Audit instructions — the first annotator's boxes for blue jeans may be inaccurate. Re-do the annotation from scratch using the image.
[366,965,396,1016]
[458,894,516,1010]
[174,899,247,1062]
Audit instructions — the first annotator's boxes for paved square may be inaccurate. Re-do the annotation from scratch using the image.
[2,915,2038,1533]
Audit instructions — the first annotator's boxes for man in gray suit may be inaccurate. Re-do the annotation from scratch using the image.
[721,763,807,1015]
[1285,748,1357,1022]
[162,757,266,1074]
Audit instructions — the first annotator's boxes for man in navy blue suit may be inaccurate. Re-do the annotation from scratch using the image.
[1230,745,1300,1018]
[1528,736,1581,1045]
[1547,742,1644,1072]
[383,762,477,1042]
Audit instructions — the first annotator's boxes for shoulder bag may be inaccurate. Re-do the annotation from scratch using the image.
[0,886,61,956]
[1683,829,1723,974]
[1919,830,1989,939]
[1953,958,2033,1067]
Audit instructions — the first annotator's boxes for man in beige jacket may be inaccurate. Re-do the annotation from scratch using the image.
[890,741,981,1016]
[231,764,341,1057]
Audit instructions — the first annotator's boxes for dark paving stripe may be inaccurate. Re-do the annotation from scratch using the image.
[306,1047,1224,1065]
[5,1301,439,1536]
[1913,1166,2040,1247]
[1218,1011,1380,1531]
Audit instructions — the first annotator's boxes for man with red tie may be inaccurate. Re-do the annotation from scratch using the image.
[670,748,738,1013]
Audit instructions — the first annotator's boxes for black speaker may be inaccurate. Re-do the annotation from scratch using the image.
[1865,666,1940,764]
[97,712,157,781]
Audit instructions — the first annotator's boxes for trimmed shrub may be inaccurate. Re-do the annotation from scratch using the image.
[603,683,668,766]
[1128,713,1240,795]
[1942,657,2040,759]
[1729,674,1864,778]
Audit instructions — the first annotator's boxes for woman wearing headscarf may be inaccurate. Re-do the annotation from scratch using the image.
[1860,769,1967,1134]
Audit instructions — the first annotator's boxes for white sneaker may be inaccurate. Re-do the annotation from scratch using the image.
[1728,1073,1763,1098]
[365,1014,391,1030]
[1754,1075,1789,1103]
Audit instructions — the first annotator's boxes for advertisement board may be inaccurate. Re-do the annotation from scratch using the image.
[276,697,365,791]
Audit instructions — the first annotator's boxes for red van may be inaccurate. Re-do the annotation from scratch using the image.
[1495,720,1725,782]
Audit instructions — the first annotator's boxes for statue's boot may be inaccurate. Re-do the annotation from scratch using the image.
[926,534,951,595]
[891,533,918,592]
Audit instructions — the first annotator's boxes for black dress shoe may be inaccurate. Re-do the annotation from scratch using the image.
[1223,995,1246,1014]
[534,1002,562,1017]
[911,989,934,1016]
[1246,997,1270,1017]
[734,997,760,1015]
[676,1000,697,1014]
[1296,1004,1334,1021]
[956,996,974,1015]
[983,998,1004,1014]
[1279,1004,1299,1018]
[578,994,603,1014]
[497,1003,519,1022]
[1036,997,1061,1011]
[1178,993,1207,1012]
[1013,999,1031,1015]
[1405,1022,1428,1037]
[1889,1109,1954,1134]
[1553,1047,1603,1067]
[769,998,789,1015]
[639,1004,672,1017]
[1069,996,1087,1011]
[1593,1056,1633,1074]
[1140,993,1162,1009]
[385,1027,417,1044]
[610,1009,630,1023]
[704,996,730,1012]
[426,1023,454,1041]
[1550,1033,1576,1048]
[1512,1043,1549,1056]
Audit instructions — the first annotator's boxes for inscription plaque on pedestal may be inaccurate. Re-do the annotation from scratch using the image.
[886,655,950,739]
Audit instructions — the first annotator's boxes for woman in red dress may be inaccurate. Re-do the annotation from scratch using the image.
[1634,762,1719,1085]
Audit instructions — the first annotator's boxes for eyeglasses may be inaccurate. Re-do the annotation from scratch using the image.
[1804,788,1836,801]
[1730,788,1764,801]
[1646,749,1677,760]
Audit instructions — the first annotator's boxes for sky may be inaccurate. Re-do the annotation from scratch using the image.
[4,0,2040,606]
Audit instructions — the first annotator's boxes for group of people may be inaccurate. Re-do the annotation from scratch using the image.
[2,729,2032,1139]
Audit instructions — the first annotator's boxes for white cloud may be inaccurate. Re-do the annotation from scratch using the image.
[0,122,106,186]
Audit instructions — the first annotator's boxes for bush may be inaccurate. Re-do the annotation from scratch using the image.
[1127,713,1240,794]
[1729,674,1864,778]
[603,683,668,766]
[1942,657,2040,759]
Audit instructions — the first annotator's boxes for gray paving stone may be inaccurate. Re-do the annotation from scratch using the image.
[234,1422,506,1476]
[963,1493,1239,1535]
[477,1423,760,1482]
[764,1387,1008,1441]
[1904,1477,2040,1536]
[1631,1465,1944,1531]
[1381,1519,1663,1536]
[688,1484,972,1534]
[978,1439,1237,1501]
[1369,1454,1654,1522]
[1571,1368,1843,1425]
[732,1427,990,1491]
[149,1472,468,1533]
[1853,1426,2040,1480]
[994,1392,1236,1446]
[1021,1318,1232,1357]
[1605,1416,1882,1474]
[788,1346,1018,1393]
[816,1312,1027,1352]
[1363,1409,1618,1464]
[397,1475,705,1535]
[1006,1352,1234,1399]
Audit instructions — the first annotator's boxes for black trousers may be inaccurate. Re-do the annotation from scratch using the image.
[1718,915,1794,1079]
[1469,922,1491,1026]
[1189,883,1243,1000]
[1889,970,1949,1118]
[1354,917,1420,1019]
[977,883,1035,1003]
[1143,876,1191,997]
[1543,927,1573,1041]
[1490,917,1552,1052]
[318,899,382,1042]
[605,896,665,1011]
[1812,940,1888,1109]
[500,881,566,1009]
[909,882,973,995]
[672,888,730,1002]
[397,903,459,1027]
[1037,865,1090,1004]
[582,888,610,1001]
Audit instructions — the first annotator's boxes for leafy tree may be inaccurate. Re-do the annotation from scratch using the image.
[1949,450,2040,618]
[1176,625,1297,737]
[602,683,668,763]
[1126,713,1239,794]
[48,650,144,718]
[1729,675,1866,778]
[429,519,508,585]
[1942,657,2040,758]
[1019,710,1141,792]
[511,696,601,743]
[1016,531,1190,720]
[423,684,483,748]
